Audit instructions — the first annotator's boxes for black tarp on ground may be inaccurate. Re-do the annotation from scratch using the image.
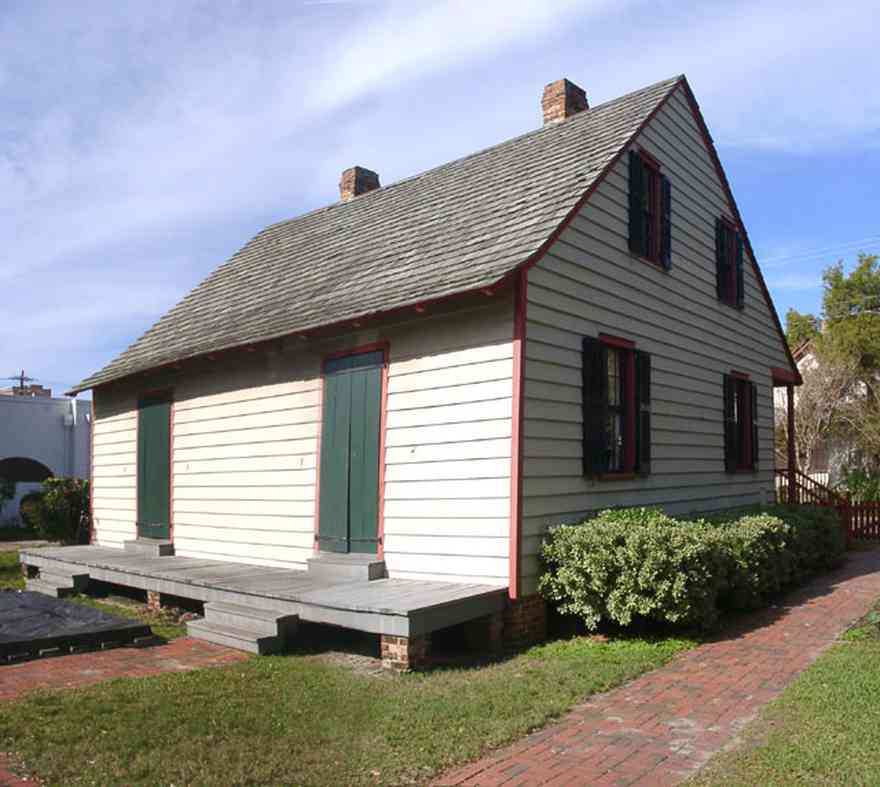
[0,591,152,661]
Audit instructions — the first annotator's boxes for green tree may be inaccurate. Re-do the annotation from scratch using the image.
[785,308,820,350]
[822,254,880,373]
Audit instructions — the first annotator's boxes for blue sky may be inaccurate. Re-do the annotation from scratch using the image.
[2,0,878,397]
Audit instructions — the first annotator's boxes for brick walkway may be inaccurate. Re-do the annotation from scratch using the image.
[0,637,248,702]
[438,550,880,786]
[0,638,248,786]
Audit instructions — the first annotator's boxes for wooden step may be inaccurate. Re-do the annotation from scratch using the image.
[25,578,72,598]
[204,601,298,639]
[186,618,282,655]
[307,552,385,582]
[39,570,89,592]
[124,539,175,557]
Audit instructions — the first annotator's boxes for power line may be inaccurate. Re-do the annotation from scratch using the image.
[761,235,880,268]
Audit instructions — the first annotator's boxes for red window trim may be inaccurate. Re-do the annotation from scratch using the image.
[634,150,665,268]
[729,374,755,472]
[638,148,661,170]
[719,216,739,307]
[600,336,637,476]
[599,333,636,350]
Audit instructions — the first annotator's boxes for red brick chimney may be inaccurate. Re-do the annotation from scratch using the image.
[339,166,380,201]
[541,79,588,125]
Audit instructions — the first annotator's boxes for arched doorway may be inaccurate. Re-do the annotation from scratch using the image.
[0,457,53,483]
[0,458,53,526]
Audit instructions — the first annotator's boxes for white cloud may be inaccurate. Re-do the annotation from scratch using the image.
[1,0,877,390]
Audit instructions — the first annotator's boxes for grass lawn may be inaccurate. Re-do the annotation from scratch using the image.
[67,594,189,641]
[0,630,693,786]
[0,549,24,589]
[693,602,880,786]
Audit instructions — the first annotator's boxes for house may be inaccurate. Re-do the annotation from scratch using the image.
[0,393,91,525]
[775,338,860,487]
[24,74,800,665]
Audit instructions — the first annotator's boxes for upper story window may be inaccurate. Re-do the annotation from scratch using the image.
[628,149,672,270]
[582,334,652,478]
[715,217,744,308]
[723,373,759,472]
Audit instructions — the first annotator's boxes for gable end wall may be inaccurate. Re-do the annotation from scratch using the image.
[520,87,792,595]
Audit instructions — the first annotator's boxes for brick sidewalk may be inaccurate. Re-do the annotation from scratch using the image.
[0,637,248,702]
[0,637,249,786]
[438,550,880,786]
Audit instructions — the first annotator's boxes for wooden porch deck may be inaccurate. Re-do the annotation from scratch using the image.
[19,546,507,639]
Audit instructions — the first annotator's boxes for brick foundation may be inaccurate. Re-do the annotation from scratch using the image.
[503,594,548,649]
[380,634,430,671]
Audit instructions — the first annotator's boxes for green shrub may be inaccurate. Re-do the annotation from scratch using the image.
[540,504,846,632]
[18,491,44,528]
[702,514,792,610]
[29,478,90,544]
[839,470,880,503]
[539,508,725,630]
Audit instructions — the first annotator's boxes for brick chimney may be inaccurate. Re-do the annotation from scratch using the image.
[541,79,588,125]
[339,166,380,201]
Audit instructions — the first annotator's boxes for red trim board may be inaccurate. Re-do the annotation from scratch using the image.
[88,399,95,545]
[508,270,527,599]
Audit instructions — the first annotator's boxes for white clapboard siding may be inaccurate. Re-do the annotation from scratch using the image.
[91,299,514,581]
[169,350,323,571]
[381,301,513,585]
[90,393,138,548]
[519,87,792,595]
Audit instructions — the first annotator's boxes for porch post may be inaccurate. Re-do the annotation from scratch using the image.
[787,383,797,502]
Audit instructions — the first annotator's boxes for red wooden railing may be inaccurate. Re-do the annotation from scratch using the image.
[774,468,844,506]
[775,468,880,541]
[838,502,880,540]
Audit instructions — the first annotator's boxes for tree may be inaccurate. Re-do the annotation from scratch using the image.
[822,254,880,374]
[785,308,820,350]
[776,347,856,472]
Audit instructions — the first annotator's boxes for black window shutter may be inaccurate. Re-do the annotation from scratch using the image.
[582,337,608,478]
[628,151,645,256]
[715,218,727,301]
[660,175,672,270]
[723,374,738,473]
[750,381,759,470]
[735,231,745,309]
[635,350,651,473]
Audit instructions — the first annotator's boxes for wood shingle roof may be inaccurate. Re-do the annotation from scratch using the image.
[71,76,682,393]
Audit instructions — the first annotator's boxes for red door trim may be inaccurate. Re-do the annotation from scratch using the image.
[509,270,527,600]
[314,342,390,558]
[89,399,95,544]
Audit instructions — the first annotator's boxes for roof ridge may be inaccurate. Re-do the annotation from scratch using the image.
[262,75,683,233]
[69,74,684,393]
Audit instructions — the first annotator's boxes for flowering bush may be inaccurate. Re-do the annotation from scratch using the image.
[539,505,844,631]
[29,478,90,544]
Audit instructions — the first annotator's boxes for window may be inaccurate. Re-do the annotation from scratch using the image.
[583,335,651,478]
[628,149,672,269]
[723,373,759,472]
[715,218,744,308]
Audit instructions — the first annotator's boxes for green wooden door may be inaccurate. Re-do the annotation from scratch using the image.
[318,351,383,554]
[137,393,171,540]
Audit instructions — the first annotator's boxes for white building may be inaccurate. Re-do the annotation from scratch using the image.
[0,394,91,525]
